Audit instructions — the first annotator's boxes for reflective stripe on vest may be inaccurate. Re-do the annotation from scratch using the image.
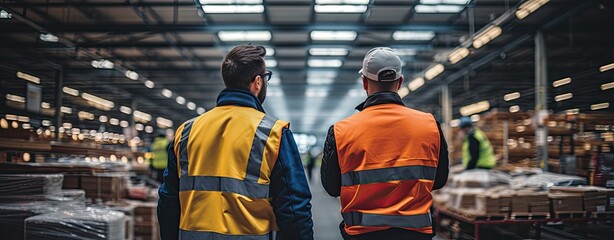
[179,230,270,240]
[178,115,276,198]
[341,165,437,186]
[342,212,432,229]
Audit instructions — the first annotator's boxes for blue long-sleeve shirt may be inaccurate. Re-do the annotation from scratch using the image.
[157,88,314,240]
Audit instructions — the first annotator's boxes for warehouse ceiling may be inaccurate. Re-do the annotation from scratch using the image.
[1,0,612,137]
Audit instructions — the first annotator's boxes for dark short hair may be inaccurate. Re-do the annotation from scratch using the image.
[221,45,266,89]
[366,70,399,90]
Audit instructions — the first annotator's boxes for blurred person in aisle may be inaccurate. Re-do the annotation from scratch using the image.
[459,116,496,170]
[157,45,313,240]
[320,47,449,240]
[305,146,321,182]
[150,131,169,183]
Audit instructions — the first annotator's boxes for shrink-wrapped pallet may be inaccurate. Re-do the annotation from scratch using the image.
[25,207,125,240]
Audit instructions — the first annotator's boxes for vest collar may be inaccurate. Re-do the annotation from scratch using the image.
[216,88,266,113]
[355,91,405,111]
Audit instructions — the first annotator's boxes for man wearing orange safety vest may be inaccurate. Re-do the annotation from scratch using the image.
[321,47,449,240]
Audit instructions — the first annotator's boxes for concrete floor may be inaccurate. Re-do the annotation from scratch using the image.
[306,169,446,240]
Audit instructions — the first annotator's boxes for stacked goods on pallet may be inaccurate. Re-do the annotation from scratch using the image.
[25,207,125,240]
[105,201,137,240]
[442,170,511,218]
[548,186,614,218]
[63,173,128,201]
[133,202,160,240]
[511,191,550,218]
[475,187,513,216]
[0,174,87,240]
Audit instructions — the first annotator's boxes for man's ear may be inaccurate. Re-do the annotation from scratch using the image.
[396,76,404,91]
[362,76,368,91]
[249,75,262,95]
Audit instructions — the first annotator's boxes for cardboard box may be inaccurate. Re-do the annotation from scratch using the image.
[548,192,584,212]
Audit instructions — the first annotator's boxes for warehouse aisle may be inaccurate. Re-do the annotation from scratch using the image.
[308,169,343,240]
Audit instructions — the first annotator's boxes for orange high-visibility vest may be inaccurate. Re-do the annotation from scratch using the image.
[334,103,441,236]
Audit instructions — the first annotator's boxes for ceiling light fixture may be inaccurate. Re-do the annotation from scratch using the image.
[99,115,108,123]
[503,92,520,101]
[156,117,174,128]
[307,78,335,85]
[305,89,329,97]
[125,70,139,80]
[133,110,152,123]
[421,0,471,4]
[91,59,114,69]
[392,48,418,56]
[414,5,464,13]
[316,0,369,4]
[41,102,51,109]
[599,63,614,72]
[265,59,277,68]
[314,5,368,13]
[398,87,410,98]
[0,9,12,19]
[5,94,25,103]
[16,71,40,84]
[309,48,349,56]
[218,31,271,41]
[120,106,132,115]
[196,107,206,115]
[82,93,115,110]
[39,33,59,42]
[554,93,573,102]
[62,86,79,96]
[265,47,275,56]
[78,111,95,120]
[109,118,120,126]
[460,100,490,116]
[308,59,343,67]
[448,47,470,64]
[176,96,186,105]
[202,5,264,13]
[566,108,579,115]
[552,77,571,88]
[187,102,196,110]
[425,64,445,80]
[310,31,357,41]
[509,105,520,113]
[590,102,609,111]
[60,106,72,114]
[120,120,129,128]
[161,89,173,98]
[601,82,614,90]
[516,0,550,19]
[472,25,502,49]
[408,77,425,91]
[392,31,436,41]
[144,80,155,88]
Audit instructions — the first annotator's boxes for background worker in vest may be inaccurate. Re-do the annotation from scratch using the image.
[150,132,169,183]
[459,116,496,170]
[157,45,314,240]
[320,47,449,240]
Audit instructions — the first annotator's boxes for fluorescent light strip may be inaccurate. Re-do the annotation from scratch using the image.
[99,115,108,123]
[218,31,271,41]
[82,93,115,110]
[398,87,410,98]
[314,5,368,13]
[473,25,502,49]
[425,64,445,80]
[460,100,490,116]
[156,117,174,128]
[78,111,95,120]
[60,106,72,114]
[566,108,579,115]
[305,89,329,97]
[6,94,25,103]
[509,105,520,113]
[308,59,343,68]
[187,102,196,110]
[408,77,425,91]
[39,33,58,42]
[176,96,186,105]
[516,0,550,19]
[414,5,464,13]
[16,71,40,84]
[316,0,369,4]
[62,86,79,96]
[202,5,264,13]
[591,102,609,111]
[392,31,435,41]
[162,89,173,98]
[125,70,139,80]
[599,63,614,72]
[41,102,51,109]
[421,0,471,4]
[448,47,470,64]
[133,110,152,122]
[120,106,132,115]
[307,78,335,85]
[91,59,114,69]
[503,92,520,101]
[200,0,262,3]
[393,48,417,56]
[109,118,120,126]
[144,80,155,88]
[197,107,206,115]
[309,48,349,56]
[554,93,573,102]
[552,77,571,88]
[601,82,614,90]
[265,59,277,68]
[311,31,357,41]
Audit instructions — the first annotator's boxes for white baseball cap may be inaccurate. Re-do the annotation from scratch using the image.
[358,47,403,81]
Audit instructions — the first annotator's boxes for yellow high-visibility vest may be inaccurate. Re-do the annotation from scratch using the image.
[173,105,288,239]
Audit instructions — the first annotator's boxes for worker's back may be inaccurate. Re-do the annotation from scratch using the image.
[333,103,441,235]
[173,105,288,238]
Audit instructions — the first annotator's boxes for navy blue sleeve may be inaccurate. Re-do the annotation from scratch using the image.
[321,125,341,197]
[157,139,180,240]
[269,128,314,240]
[433,122,449,190]
[467,133,480,170]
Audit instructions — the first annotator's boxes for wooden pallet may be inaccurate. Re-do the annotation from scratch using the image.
[510,212,549,220]
[590,212,614,219]
[451,208,508,221]
[552,211,587,219]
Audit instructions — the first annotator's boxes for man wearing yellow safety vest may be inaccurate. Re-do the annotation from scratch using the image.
[321,47,449,240]
[459,116,496,170]
[150,133,169,183]
[157,45,314,240]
